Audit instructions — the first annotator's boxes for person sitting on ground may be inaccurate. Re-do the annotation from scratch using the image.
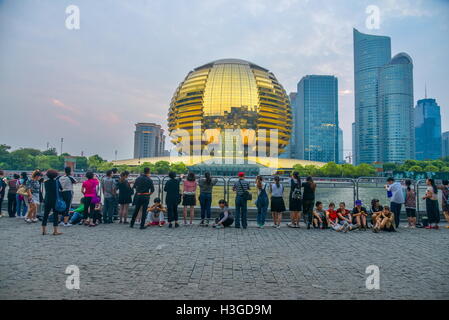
[352,200,368,230]
[213,199,234,229]
[336,202,356,230]
[373,206,396,233]
[69,199,85,225]
[146,198,166,227]
[326,202,348,232]
[370,199,383,227]
[312,201,327,229]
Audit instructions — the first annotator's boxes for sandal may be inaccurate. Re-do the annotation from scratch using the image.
[53,231,63,236]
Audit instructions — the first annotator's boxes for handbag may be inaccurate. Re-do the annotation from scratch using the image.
[292,180,302,200]
[55,180,67,212]
[239,180,252,201]
[17,184,28,196]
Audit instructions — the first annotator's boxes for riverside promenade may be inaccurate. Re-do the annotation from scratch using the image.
[0,217,448,300]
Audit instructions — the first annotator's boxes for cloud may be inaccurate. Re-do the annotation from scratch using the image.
[339,89,353,96]
[56,114,80,126]
[51,98,80,114]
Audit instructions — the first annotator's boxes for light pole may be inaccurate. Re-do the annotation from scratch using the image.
[60,138,64,155]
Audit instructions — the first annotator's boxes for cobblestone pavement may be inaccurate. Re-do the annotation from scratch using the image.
[0,217,448,300]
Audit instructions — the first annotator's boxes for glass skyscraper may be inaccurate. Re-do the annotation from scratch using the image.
[294,75,339,163]
[442,131,449,158]
[353,29,415,164]
[379,53,415,162]
[353,28,391,164]
[414,98,442,160]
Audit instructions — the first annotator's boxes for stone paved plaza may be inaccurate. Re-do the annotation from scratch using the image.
[0,217,448,300]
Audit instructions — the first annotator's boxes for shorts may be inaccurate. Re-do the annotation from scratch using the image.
[405,208,416,217]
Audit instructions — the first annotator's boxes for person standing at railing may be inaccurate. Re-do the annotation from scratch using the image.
[164,171,181,228]
[437,180,449,229]
[0,170,6,217]
[117,171,133,224]
[58,166,76,227]
[130,167,154,229]
[270,175,286,229]
[288,172,302,228]
[404,180,417,228]
[101,170,117,224]
[81,171,100,227]
[16,172,29,219]
[182,172,197,225]
[301,176,316,229]
[232,172,251,229]
[422,178,440,230]
[255,175,269,228]
[385,177,405,228]
[41,169,63,236]
[7,173,19,217]
[199,171,217,226]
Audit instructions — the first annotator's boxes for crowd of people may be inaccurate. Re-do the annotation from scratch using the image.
[0,168,448,235]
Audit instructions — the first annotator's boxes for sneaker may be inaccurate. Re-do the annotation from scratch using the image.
[25,218,32,223]
[175,223,180,228]
[169,223,173,228]
[260,224,264,229]
[65,223,72,227]
[276,224,281,229]
[59,222,65,226]
[287,223,295,228]
[205,219,209,226]
[215,225,223,229]
[199,220,204,226]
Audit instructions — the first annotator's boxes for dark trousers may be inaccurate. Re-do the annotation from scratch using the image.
[103,197,116,223]
[7,193,17,217]
[234,195,248,228]
[167,201,178,223]
[303,199,315,225]
[61,191,73,217]
[199,192,212,219]
[42,205,58,227]
[390,202,402,228]
[0,193,4,214]
[131,195,150,228]
[83,197,96,222]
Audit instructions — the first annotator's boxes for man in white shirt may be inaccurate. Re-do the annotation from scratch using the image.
[386,177,405,228]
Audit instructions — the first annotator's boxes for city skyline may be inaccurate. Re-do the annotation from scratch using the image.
[0,0,448,161]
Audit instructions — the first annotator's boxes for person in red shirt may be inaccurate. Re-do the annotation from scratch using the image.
[336,202,357,231]
[326,202,347,232]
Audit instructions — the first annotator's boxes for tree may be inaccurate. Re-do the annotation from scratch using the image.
[41,148,58,156]
[154,161,171,174]
[354,163,375,177]
[170,162,188,174]
[321,162,342,177]
[423,165,439,172]
[408,165,423,172]
[88,154,106,171]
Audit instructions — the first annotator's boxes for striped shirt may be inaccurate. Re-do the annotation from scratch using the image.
[233,179,250,196]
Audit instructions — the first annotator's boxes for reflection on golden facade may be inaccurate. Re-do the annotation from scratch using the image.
[168,59,292,156]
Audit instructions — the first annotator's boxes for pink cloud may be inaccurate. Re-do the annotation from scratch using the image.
[145,112,165,120]
[56,114,80,126]
[51,98,80,114]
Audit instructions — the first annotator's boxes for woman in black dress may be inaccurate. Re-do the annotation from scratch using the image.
[288,172,302,228]
[164,171,181,228]
[117,171,133,224]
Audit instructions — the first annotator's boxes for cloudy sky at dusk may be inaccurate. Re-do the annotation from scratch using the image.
[0,0,448,160]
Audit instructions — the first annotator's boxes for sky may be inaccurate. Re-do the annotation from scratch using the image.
[0,0,448,161]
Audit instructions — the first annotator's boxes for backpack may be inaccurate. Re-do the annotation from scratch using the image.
[291,179,302,200]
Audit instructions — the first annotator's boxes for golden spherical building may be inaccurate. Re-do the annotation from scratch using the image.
[168,59,292,158]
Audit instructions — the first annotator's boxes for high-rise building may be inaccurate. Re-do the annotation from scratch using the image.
[415,98,442,160]
[353,28,391,164]
[294,75,339,163]
[353,29,415,164]
[338,127,344,163]
[133,123,166,159]
[442,131,449,158]
[352,122,356,165]
[378,53,415,162]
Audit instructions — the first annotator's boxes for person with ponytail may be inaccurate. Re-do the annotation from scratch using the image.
[422,178,440,229]
[213,199,234,228]
[288,172,302,228]
[270,175,286,229]
[199,171,217,226]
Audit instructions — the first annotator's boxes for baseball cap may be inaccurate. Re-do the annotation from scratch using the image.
[355,200,362,206]
[238,172,245,177]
